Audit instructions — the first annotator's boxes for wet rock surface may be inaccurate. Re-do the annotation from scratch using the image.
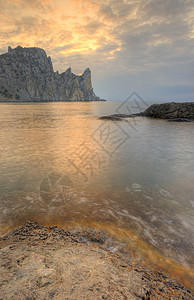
[167,118,193,122]
[0,222,193,299]
[99,114,138,121]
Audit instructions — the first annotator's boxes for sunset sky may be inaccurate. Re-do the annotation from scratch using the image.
[0,0,194,101]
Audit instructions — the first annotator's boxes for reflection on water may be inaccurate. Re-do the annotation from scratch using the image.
[0,102,194,289]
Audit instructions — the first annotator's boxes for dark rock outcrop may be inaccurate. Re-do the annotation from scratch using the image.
[99,114,133,121]
[168,118,193,122]
[99,102,194,121]
[0,46,101,101]
[141,102,194,120]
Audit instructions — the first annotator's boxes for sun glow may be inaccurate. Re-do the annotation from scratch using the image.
[0,0,121,71]
[60,40,100,55]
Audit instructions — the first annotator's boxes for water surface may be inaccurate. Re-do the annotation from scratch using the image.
[0,101,194,287]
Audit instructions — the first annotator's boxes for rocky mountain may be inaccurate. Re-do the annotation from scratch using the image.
[0,46,101,101]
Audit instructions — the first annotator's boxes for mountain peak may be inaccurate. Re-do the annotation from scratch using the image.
[82,68,91,76]
[8,46,13,53]
[0,46,100,101]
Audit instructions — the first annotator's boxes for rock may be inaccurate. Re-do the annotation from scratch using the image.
[99,115,124,121]
[99,103,194,121]
[168,118,193,122]
[142,102,194,120]
[99,114,138,121]
[0,222,193,300]
[0,46,102,102]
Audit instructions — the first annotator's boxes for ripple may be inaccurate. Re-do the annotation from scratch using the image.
[131,183,141,192]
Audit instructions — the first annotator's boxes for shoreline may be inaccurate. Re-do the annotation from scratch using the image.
[0,222,193,299]
[0,99,107,103]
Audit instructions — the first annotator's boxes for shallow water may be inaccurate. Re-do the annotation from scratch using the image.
[0,101,194,287]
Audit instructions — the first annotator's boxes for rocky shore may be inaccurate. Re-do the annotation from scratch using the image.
[100,102,194,122]
[0,222,193,299]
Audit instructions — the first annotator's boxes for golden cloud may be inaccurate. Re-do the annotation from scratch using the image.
[0,0,193,83]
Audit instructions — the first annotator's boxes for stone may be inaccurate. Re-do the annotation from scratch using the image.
[142,102,194,120]
[168,118,192,122]
[99,103,194,121]
[0,46,102,102]
[99,114,136,121]
[0,222,193,299]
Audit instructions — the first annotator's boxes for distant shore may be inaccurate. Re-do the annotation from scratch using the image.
[0,99,107,103]
[0,222,193,299]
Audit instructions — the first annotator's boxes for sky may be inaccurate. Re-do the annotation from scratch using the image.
[0,0,194,101]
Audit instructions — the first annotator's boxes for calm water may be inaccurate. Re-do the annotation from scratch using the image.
[0,101,194,287]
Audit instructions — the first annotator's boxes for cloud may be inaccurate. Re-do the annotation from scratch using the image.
[81,20,103,34]
[0,0,193,101]
[99,4,115,20]
[143,0,191,17]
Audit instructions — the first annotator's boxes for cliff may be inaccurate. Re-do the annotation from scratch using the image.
[0,46,100,102]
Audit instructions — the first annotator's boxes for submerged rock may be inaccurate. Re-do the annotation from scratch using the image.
[0,46,101,102]
[99,113,139,121]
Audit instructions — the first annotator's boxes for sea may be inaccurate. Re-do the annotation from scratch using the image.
[0,99,194,288]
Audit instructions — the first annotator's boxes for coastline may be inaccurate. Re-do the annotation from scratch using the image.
[0,222,193,299]
[0,99,107,103]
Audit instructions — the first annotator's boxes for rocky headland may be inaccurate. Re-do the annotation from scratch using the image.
[100,102,194,122]
[0,46,102,102]
[0,222,193,299]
